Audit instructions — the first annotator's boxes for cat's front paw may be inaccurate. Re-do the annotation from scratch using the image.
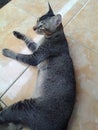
[2,49,10,57]
[13,31,24,40]
[2,49,16,58]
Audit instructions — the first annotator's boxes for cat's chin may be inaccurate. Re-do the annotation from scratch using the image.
[35,30,44,35]
[33,26,45,35]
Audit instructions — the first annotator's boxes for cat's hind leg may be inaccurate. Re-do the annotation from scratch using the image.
[13,31,37,52]
[0,99,36,126]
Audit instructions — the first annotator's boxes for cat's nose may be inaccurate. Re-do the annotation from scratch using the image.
[33,26,37,31]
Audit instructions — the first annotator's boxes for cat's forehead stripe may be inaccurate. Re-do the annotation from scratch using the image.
[39,14,54,21]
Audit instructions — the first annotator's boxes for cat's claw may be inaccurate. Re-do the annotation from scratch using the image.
[13,31,24,40]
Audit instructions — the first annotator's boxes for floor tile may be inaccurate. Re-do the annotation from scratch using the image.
[58,0,88,26]
[65,0,98,53]
[66,43,98,130]
[68,43,98,101]
[1,67,38,105]
[0,3,30,34]
[68,86,98,130]
[11,0,69,17]
[0,3,37,96]
[64,1,98,128]
[69,43,98,85]
[11,0,88,27]
[0,78,11,97]
[0,64,28,97]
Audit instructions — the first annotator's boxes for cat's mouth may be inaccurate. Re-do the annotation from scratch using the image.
[33,26,43,35]
[33,26,52,36]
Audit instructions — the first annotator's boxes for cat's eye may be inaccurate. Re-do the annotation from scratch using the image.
[39,25,43,28]
[40,21,43,24]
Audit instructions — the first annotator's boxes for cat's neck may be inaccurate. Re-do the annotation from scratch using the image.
[44,24,65,40]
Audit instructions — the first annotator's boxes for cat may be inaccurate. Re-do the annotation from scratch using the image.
[0,3,76,130]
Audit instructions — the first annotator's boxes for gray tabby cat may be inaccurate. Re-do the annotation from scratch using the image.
[0,3,76,130]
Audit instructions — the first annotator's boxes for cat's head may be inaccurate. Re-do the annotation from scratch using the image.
[33,3,62,36]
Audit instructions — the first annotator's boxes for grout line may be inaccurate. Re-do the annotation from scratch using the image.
[78,43,98,55]
[58,0,79,18]
[63,0,98,55]
[0,99,7,107]
[0,66,30,99]
[64,0,90,27]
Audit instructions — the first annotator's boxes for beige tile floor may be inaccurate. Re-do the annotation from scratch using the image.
[0,0,98,129]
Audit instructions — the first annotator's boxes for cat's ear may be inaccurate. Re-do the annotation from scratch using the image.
[54,14,62,27]
[48,2,54,16]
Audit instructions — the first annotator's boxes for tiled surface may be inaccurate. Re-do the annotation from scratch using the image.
[1,67,37,105]
[0,3,37,96]
[65,0,98,129]
[67,43,98,130]
[11,0,70,17]
[65,0,98,53]
[0,0,98,130]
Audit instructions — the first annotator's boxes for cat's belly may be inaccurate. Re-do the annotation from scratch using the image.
[32,66,47,98]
